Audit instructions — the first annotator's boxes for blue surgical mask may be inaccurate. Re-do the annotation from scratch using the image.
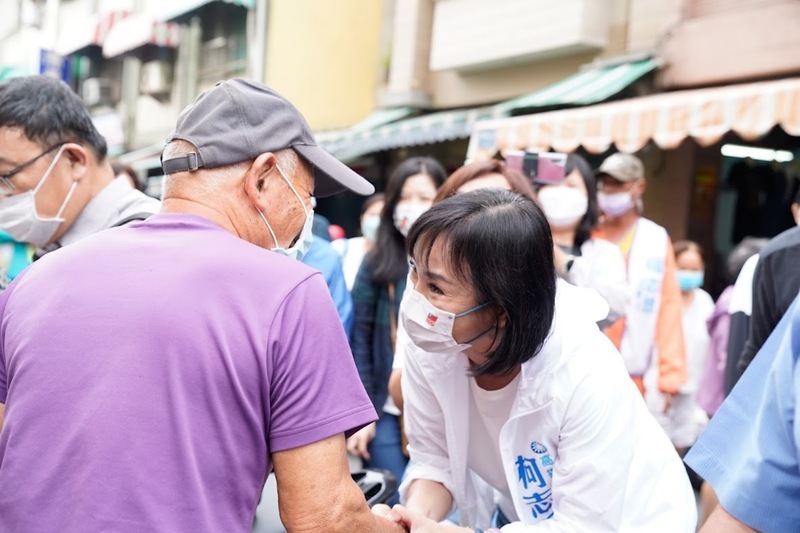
[676,269,704,292]
[360,214,380,242]
[258,164,314,261]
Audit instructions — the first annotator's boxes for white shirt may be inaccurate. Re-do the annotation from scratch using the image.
[468,374,520,521]
[331,236,369,291]
[565,238,629,325]
[399,286,696,531]
[681,288,715,395]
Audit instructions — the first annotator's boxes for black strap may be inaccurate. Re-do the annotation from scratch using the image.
[162,152,202,174]
[113,212,153,227]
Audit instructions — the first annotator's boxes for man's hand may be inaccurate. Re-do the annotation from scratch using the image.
[346,421,376,460]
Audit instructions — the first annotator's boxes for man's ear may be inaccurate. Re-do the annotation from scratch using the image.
[63,143,90,182]
[634,178,647,197]
[792,203,799,225]
[244,152,279,211]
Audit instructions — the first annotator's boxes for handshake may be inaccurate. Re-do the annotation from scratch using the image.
[371,504,496,533]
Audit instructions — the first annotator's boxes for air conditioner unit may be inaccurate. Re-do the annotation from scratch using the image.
[140,61,173,98]
[81,78,120,108]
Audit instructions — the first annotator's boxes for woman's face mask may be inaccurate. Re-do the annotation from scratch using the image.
[257,164,314,261]
[393,202,429,237]
[400,288,492,354]
[676,269,704,292]
[360,214,380,243]
[537,186,588,229]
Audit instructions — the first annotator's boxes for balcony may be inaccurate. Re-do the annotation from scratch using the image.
[429,0,608,72]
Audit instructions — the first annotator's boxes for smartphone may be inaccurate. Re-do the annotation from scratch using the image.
[505,151,567,185]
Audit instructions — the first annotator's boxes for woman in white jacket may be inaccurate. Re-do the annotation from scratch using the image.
[374,189,696,532]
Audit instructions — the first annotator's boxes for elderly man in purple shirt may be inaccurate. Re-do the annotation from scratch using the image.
[0,79,402,533]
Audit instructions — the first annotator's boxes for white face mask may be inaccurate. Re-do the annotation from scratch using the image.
[537,186,588,228]
[360,214,380,242]
[258,164,314,261]
[393,203,429,237]
[597,191,634,218]
[0,145,76,248]
[400,288,492,354]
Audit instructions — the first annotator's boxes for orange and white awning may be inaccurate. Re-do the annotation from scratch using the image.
[56,11,129,56]
[102,14,180,58]
[467,77,800,159]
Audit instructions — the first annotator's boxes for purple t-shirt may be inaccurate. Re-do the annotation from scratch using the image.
[0,214,376,532]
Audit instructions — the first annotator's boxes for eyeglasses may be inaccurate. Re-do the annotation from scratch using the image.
[0,143,65,195]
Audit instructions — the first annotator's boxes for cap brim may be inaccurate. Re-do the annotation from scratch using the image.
[595,168,635,182]
[294,144,375,197]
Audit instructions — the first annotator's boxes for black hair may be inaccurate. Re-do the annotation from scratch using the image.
[564,154,599,249]
[407,188,556,376]
[726,237,768,283]
[360,192,385,217]
[110,160,146,192]
[368,157,446,285]
[0,76,108,161]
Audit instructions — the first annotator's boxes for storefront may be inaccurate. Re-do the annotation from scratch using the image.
[467,77,800,293]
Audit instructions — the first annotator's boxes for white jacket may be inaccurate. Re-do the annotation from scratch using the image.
[399,283,696,532]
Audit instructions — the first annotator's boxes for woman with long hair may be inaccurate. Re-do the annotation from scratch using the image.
[535,154,628,324]
[347,157,446,498]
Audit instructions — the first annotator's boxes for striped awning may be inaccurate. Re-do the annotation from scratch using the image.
[467,77,800,159]
[496,57,659,113]
[55,11,129,56]
[157,0,254,22]
[316,107,416,155]
[324,106,508,162]
[102,14,180,58]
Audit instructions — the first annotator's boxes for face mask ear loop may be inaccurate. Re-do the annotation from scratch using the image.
[258,210,280,249]
[53,181,78,219]
[455,301,491,318]
[32,145,67,196]
[275,164,310,218]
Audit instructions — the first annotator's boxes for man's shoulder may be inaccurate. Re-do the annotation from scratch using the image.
[113,190,160,226]
[760,226,800,260]
[638,217,668,236]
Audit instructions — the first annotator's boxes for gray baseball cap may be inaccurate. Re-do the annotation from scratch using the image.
[161,78,374,197]
[596,153,645,182]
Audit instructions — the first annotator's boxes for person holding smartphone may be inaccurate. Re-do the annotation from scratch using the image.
[532,153,629,325]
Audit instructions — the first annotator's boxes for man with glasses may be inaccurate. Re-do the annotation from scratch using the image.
[0,75,158,256]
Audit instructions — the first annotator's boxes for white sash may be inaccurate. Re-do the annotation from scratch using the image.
[619,218,668,375]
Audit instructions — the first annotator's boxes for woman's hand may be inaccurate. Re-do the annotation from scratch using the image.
[373,504,471,532]
[346,421,377,460]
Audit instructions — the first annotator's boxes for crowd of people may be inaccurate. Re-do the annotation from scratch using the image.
[0,74,798,532]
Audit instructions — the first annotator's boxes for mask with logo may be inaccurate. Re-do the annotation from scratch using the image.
[400,288,492,354]
[393,203,428,237]
[537,186,589,228]
[0,145,76,248]
[676,269,704,292]
[361,214,380,242]
[258,164,314,261]
[597,191,635,218]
